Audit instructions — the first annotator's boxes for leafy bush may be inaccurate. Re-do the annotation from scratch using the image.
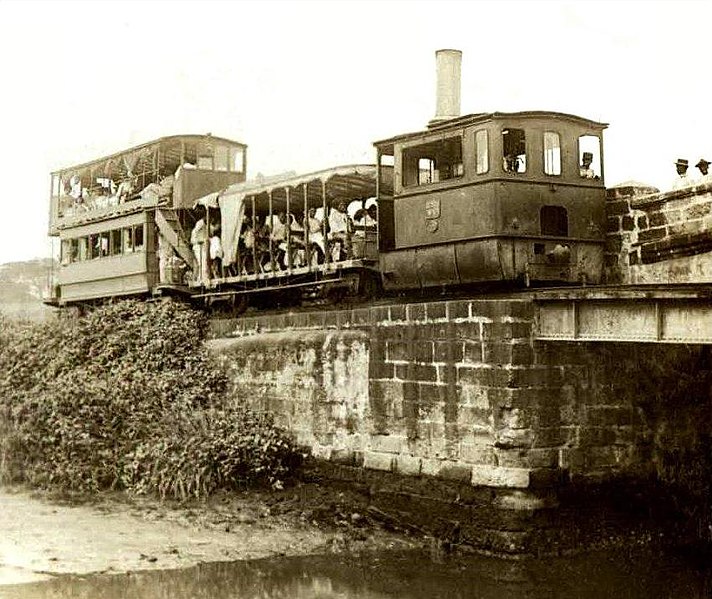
[0,300,300,498]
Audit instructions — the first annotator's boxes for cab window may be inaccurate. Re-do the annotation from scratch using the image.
[543,132,561,176]
[214,145,229,171]
[475,130,489,174]
[502,128,526,173]
[402,137,463,187]
[578,135,601,180]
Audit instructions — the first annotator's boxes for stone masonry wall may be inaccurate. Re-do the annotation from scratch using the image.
[606,181,712,284]
[209,299,655,492]
[208,302,712,552]
[210,300,558,491]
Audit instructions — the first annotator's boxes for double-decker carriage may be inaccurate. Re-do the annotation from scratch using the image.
[45,134,247,306]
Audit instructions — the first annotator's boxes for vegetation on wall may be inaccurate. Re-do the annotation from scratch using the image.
[0,300,300,498]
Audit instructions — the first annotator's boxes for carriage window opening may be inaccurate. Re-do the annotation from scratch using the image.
[402,137,463,187]
[475,130,489,174]
[99,232,110,257]
[540,205,568,237]
[502,128,526,173]
[133,225,145,250]
[60,240,71,265]
[214,145,229,171]
[88,234,100,260]
[230,147,245,173]
[78,237,88,261]
[111,229,122,256]
[123,228,134,253]
[578,135,601,179]
[543,132,561,176]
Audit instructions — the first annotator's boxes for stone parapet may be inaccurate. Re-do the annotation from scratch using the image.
[605,182,712,284]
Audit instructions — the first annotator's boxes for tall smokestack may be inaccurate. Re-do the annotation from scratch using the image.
[430,49,462,126]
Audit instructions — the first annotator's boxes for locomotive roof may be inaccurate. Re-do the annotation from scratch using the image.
[51,134,247,174]
[195,163,388,209]
[374,111,608,149]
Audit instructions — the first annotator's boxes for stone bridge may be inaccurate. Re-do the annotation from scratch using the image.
[208,293,712,554]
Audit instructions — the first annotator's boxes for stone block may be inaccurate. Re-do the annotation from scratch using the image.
[370,434,406,454]
[386,341,410,362]
[460,443,497,465]
[606,199,631,216]
[463,340,483,364]
[394,454,422,476]
[494,427,533,449]
[453,321,483,341]
[533,426,574,448]
[389,305,406,322]
[471,465,531,488]
[437,462,473,482]
[420,457,442,477]
[370,306,390,325]
[409,363,438,383]
[351,307,372,326]
[330,448,356,466]
[447,300,470,320]
[363,451,394,472]
[586,406,632,426]
[406,303,426,322]
[415,341,434,363]
[426,302,447,320]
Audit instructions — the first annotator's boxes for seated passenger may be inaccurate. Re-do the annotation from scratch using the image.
[303,207,325,265]
[366,203,378,226]
[579,152,597,179]
[69,175,82,199]
[239,222,256,274]
[269,212,288,270]
[116,173,137,203]
[328,201,352,261]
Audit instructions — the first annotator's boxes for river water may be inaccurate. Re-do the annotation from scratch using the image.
[1,546,710,599]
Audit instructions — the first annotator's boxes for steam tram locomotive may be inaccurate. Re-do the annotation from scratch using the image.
[45,51,607,311]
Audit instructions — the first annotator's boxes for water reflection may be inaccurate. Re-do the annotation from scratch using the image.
[1,548,710,599]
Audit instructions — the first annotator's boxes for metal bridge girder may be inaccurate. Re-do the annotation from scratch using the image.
[535,297,712,344]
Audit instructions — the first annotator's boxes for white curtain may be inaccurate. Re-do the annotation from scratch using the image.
[218,191,246,267]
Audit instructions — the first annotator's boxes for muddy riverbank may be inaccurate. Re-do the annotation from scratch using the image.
[0,481,421,586]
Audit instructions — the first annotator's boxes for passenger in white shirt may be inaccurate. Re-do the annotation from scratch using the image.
[328,201,351,261]
[672,158,693,190]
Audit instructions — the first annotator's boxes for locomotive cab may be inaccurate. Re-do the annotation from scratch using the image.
[375,111,607,291]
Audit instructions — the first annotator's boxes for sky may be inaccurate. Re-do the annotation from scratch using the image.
[0,0,710,265]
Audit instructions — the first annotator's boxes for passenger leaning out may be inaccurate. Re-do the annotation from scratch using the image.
[579,152,597,179]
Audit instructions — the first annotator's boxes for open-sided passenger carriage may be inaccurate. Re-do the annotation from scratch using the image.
[189,164,392,313]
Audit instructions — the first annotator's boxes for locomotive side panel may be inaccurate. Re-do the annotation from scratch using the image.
[392,184,498,249]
